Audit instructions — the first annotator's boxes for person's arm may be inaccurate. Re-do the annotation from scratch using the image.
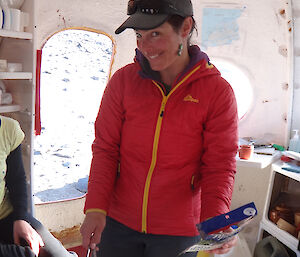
[199,76,239,254]
[199,76,239,222]
[84,68,125,214]
[5,145,45,256]
[81,68,125,249]
[5,145,29,221]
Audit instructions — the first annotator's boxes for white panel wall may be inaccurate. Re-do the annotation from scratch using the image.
[292,0,300,132]
[231,165,273,253]
[196,0,293,147]
[36,0,294,147]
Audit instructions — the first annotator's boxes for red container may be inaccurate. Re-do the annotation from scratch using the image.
[239,144,254,160]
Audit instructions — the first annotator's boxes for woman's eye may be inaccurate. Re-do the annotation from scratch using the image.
[136,32,142,38]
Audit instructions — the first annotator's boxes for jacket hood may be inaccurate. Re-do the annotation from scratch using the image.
[134,45,220,84]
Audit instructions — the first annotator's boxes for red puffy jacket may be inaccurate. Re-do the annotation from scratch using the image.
[84,47,238,236]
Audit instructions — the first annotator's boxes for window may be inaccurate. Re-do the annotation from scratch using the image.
[211,58,253,120]
[33,29,114,203]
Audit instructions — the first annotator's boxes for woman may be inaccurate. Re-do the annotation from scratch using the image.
[0,115,77,257]
[80,0,239,256]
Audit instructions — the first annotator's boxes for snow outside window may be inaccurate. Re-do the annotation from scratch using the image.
[33,29,113,203]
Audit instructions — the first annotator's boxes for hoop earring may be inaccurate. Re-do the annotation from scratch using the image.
[177,43,183,56]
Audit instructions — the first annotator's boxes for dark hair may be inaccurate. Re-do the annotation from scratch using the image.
[167,15,197,46]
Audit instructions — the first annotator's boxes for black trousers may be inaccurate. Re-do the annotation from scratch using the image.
[0,213,71,257]
[97,217,201,257]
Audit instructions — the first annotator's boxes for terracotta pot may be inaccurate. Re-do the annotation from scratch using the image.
[275,204,294,224]
[269,209,280,224]
[239,144,254,160]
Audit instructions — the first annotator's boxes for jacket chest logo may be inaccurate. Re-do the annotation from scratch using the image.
[184,94,199,103]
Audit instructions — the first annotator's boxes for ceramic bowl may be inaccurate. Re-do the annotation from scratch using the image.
[0,6,3,29]
[5,0,24,9]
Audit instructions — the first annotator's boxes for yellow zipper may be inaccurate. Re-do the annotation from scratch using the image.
[142,95,166,233]
[141,65,201,233]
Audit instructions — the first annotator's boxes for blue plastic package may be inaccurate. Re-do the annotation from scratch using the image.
[181,202,257,253]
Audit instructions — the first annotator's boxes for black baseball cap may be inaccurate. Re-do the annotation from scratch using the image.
[115,0,193,34]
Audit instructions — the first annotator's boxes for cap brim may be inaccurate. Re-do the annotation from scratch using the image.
[115,12,169,34]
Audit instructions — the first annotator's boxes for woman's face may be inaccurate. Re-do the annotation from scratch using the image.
[136,21,183,72]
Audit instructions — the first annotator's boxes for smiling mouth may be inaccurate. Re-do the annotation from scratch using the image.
[145,52,160,60]
[149,54,159,59]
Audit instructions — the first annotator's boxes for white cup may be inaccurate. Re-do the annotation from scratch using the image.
[0,60,8,72]
[7,62,22,72]
[20,11,29,31]
[2,5,11,30]
[10,8,21,32]
[1,92,12,105]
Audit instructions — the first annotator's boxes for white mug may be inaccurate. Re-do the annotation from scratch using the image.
[20,11,29,31]
[7,62,22,72]
[0,60,7,72]
[2,5,11,30]
[10,8,21,31]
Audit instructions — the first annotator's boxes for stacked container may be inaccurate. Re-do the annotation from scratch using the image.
[288,130,300,153]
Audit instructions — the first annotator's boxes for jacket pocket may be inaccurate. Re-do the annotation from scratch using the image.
[116,162,120,179]
[190,175,195,191]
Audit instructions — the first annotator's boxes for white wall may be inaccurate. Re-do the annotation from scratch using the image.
[36,0,294,147]
[231,164,273,253]
[197,0,293,147]
[292,0,300,133]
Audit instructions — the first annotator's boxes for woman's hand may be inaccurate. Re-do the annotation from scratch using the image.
[80,212,106,250]
[207,234,237,255]
[13,220,44,256]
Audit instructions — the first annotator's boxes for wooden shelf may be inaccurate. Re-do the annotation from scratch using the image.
[0,104,21,113]
[0,29,33,40]
[260,219,300,256]
[273,162,300,182]
[258,161,300,256]
[1,0,35,213]
[0,72,33,80]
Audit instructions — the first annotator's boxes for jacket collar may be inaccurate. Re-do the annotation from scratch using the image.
[135,45,210,83]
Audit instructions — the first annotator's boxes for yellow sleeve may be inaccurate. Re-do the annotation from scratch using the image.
[1,116,25,153]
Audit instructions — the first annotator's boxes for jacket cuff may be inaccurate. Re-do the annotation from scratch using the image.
[13,211,30,223]
[85,208,107,215]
